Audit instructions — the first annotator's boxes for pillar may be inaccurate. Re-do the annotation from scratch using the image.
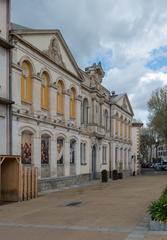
[76,139,80,175]
[64,139,70,176]
[33,134,41,178]
[33,77,41,113]
[64,92,70,122]
[50,137,57,177]
[50,86,57,118]
[76,98,81,128]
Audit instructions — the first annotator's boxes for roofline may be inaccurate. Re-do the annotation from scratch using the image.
[10,29,59,35]
[114,103,134,117]
[0,97,14,105]
[10,30,83,81]
[132,122,143,127]
[0,36,13,49]
[11,33,83,82]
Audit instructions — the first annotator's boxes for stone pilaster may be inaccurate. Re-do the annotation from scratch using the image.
[33,134,41,178]
[50,85,57,118]
[76,98,81,128]
[33,76,41,113]
[76,138,80,175]
[64,139,70,176]
[50,137,57,177]
[64,92,70,122]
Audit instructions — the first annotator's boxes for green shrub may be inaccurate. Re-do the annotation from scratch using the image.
[162,186,167,196]
[148,191,167,223]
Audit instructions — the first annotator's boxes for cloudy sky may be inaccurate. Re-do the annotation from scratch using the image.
[12,0,167,124]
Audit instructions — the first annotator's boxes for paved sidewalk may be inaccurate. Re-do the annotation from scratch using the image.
[0,175,167,240]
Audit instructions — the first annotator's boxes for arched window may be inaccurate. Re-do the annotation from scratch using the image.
[120,115,123,137]
[57,80,64,115]
[70,87,76,119]
[41,134,50,164]
[41,71,49,110]
[124,118,127,138]
[128,122,131,139]
[21,130,33,164]
[21,61,33,103]
[104,110,108,130]
[82,98,88,125]
[70,139,76,164]
[115,113,119,136]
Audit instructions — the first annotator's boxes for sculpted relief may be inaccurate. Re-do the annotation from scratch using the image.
[44,37,65,68]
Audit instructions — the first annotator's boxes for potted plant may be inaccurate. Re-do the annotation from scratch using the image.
[118,162,123,179]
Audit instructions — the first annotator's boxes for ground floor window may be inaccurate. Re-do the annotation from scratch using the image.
[115,147,118,169]
[41,135,50,164]
[70,139,76,164]
[21,131,32,164]
[80,142,86,165]
[57,138,64,164]
[102,146,107,164]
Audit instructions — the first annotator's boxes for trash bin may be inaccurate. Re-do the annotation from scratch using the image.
[101,169,108,182]
[112,169,118,180]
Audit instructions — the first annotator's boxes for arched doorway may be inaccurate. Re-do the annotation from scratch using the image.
[70,139,76,176]
[92,145,96,179]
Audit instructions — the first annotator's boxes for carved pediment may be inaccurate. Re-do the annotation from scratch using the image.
[44,37,66,68]
[122,97,128,110]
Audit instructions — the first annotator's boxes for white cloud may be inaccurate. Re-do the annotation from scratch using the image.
[12,0,167,123]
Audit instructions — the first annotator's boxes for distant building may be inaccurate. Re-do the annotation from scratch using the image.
[131,120,143,174]
[157,145,167,159]
[0,0,13,154]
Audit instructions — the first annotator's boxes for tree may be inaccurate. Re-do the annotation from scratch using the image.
[148,85,167,143]
[140,128,159,165]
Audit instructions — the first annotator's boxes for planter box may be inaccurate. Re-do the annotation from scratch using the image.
[118,172,123,179]
[112,170,118,180]
[150,219,167,231]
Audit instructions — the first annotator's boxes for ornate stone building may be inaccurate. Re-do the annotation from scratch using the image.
[10,24,134,191]
[131,120,143,174]
[0,0,13,155]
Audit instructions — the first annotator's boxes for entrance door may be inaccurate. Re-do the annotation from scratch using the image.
[92,145,96,179]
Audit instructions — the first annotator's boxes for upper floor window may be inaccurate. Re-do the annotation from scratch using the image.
[124,118,127,138]
[104,110,108,130]
[57,80,64,115]
[41,71,49,110]
[120,115,123,137]
[82,98,88,125]
[115,113,119,136]
[128,122,131,139]
[70,87,76,119]
[21,61,33,103]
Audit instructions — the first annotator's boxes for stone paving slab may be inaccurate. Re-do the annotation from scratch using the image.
[144,235,167,240]
[0,175,167,240]
[0,227,128,240]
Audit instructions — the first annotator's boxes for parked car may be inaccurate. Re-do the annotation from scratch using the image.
[154,163,163,171]
[161,161,167,170]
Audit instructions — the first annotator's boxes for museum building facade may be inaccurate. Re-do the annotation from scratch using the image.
[10,24,134,190]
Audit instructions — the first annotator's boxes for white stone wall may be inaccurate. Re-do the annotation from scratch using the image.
[0,0,10,155]
[11,31,134,181]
